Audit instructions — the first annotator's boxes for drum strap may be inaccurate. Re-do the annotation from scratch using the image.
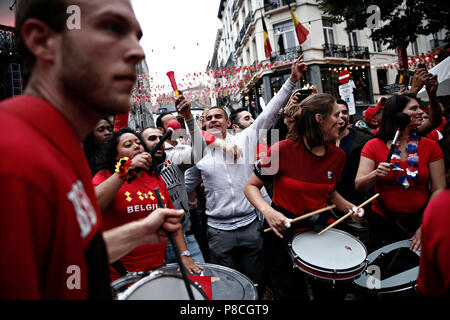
[111,261,128,277]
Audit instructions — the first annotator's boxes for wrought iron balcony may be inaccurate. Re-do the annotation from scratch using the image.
[323,44,369,59]
[270,45,303,63]
[0,24,16,54]
[264,0,295,12]
[348,46,370,59]
[323,43,347,58]
[236,11,254,50]
[429,39,446,50]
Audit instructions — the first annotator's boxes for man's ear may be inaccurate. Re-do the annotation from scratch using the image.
[231,123,239,131]
[21,18,60,64]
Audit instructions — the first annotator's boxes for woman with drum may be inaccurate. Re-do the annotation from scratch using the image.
[93,128,201,282]
[355,93,446,253]
[244,93,364,300]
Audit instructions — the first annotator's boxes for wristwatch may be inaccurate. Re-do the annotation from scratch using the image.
[180,250,191,257]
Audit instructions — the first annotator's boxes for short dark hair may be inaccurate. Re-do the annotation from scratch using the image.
[336,98,348,111]
[376,93,418,143]
[97,128,147,173]
[207,106,228,120]
[229,108,248,125]
[156,112,173,130]
[15,0,69,77]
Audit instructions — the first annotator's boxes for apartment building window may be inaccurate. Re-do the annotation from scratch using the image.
[409,40,419,56]
[373,40,382,52]
[274,21,296,52]
[348,31,358,47]
[322,18,335,45]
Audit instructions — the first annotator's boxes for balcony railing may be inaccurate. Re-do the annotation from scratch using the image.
[323,44,369,59]
[429,39,446,50]
[323,43,347,58]
[348,46,370,59]
[235,11,254,50]
[270,45,303,63]
[0,25,16,54]
[264,0,295,12]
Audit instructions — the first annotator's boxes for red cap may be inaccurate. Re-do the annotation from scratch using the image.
[364,97,386,129]
[167,119,181,132]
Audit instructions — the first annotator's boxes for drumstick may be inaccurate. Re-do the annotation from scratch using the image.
[318,193,380,236]
[154,188,195,300]
[263,204,336,233]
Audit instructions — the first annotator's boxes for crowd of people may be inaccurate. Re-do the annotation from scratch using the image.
[0,0,449,301]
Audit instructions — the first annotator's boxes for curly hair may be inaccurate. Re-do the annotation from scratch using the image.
[96,128,147,173]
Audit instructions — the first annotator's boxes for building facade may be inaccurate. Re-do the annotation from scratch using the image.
[0,24,22,101]
[214,0,448,119]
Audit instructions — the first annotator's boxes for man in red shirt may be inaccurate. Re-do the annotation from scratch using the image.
[417,189,450,298]
[0,0,183,299]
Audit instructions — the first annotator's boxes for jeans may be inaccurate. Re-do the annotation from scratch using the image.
[165,234,205,264]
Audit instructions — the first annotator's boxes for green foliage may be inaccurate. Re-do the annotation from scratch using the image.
[317,0,450,49]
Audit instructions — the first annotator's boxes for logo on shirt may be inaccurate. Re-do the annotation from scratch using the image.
[67,180,97,239]
[327,171,333,180]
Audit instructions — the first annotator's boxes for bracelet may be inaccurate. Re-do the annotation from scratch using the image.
[115,157,139,183]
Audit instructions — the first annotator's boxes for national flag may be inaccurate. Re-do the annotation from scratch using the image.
[277,32,286,55]
[288,4,309,44]
[262,17,272,58]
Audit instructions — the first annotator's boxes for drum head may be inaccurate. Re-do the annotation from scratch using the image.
[291,229,367,273]
[353,239,420,294]
[118,274,208,300]
[161,263,257,300]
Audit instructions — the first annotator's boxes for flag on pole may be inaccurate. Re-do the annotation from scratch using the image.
[277,31,286,55]
[288,4,309,44]
[262,17,272,58]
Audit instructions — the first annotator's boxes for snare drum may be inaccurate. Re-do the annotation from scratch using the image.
[353,239,420,298]
[112,263,257,300]
[289,228,368,282]
[115,272,208,300]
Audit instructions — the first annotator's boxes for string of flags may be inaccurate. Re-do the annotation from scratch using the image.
[134,46,446,108]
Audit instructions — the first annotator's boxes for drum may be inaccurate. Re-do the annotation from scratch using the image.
[289,228,368,283]
[111,263,257,300]
[353,239,420,298]
[113,272,208,300]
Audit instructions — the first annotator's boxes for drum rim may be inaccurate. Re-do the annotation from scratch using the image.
[161,262,258,299]
[118,273,209,300]
[289,228,368,276]
[353,239,420,293]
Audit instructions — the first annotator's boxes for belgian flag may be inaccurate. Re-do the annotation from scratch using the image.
[262,17,272,59]
[288,4,309,44]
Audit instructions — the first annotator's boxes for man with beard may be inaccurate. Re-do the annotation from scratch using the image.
[334,99,373,241]
[144,97,242,267]
[0,0,183,299]
[229,108,254,134]
[185,56,308,296]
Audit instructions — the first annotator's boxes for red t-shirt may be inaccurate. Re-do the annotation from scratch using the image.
[0,96,110,299]
[417,189,450,298]
[426,129,442,142]
[262,139,345,216]
[92,170,174,281]
[361,137,443,221]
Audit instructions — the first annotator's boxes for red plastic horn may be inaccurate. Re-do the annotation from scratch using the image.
[166,71,179,97]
